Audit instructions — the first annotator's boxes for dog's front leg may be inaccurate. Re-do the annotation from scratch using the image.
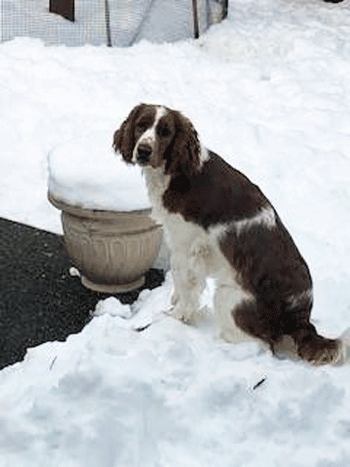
[167,251,206,323]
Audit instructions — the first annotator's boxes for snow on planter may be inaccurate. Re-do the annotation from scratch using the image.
[47,130,151,211]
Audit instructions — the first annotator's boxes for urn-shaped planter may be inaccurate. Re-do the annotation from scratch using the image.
[48,193,162,293]
[47,131,163,293]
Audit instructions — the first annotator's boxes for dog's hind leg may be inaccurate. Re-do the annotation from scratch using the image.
[214,280,261,344]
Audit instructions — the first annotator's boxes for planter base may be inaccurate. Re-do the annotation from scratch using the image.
[81,275,145,294]
[48,193,163,294]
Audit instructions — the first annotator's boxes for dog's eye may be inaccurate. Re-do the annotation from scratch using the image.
[159,127,172,138]
[136,121,148,131]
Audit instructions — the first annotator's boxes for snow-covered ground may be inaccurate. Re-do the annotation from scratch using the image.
[1,0,350,465]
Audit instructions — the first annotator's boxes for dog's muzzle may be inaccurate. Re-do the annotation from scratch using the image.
[136,144,152,165]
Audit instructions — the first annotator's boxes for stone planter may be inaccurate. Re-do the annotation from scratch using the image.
[48,192,163,293]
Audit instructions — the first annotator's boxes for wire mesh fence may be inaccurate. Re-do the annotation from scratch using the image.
[1,0,228,46]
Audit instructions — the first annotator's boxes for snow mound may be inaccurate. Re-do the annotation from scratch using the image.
[1,274,350,466]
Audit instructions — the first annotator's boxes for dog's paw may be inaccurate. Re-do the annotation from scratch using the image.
[166,303,197,324]
[170,292,179,306]
[218,325,259,345]
[217,329,236,343]
[337,328,350,365]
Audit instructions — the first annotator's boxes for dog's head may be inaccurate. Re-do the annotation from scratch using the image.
[113,103,201,177]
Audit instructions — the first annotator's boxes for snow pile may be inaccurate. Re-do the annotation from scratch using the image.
[1,0,350,464]
[48,131,151,211]
[1,275,350,466]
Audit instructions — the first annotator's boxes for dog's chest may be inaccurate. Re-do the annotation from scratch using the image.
[143,167,170,223]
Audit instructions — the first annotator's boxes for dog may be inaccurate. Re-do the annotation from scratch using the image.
[113,103,348,365]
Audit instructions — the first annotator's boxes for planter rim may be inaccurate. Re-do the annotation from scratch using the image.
[48,191,152,219]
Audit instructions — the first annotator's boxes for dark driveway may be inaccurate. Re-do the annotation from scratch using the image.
[0,218,164,370]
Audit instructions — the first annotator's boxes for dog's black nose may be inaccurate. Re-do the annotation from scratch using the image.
[137,144,152,165]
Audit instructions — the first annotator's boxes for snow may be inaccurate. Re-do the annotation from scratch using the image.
[1,0,350,465]
[48,132,152,211]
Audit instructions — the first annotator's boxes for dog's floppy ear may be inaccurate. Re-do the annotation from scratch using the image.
[165,110,201,177]
[113,104,146,163]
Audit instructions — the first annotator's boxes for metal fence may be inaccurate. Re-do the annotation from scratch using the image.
[1,0,228,47]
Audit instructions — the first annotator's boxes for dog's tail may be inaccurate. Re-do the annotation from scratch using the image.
[291,324,350,365]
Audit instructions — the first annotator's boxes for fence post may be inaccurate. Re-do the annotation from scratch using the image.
[223,0,229,19]
[104,0,112,47]
[192,0,199,39]
[49,0,75,22]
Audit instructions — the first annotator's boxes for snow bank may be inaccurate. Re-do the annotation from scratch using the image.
[0,275,350,466]
[48,131,151,211]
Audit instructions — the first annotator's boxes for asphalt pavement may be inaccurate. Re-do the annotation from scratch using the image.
[0,217,164,370]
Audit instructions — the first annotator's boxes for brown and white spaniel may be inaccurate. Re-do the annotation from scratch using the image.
[113,103,349,365]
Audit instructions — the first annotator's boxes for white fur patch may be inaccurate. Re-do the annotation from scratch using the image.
[199,144,210,167]
[142,165,170,223]
[132,106,167,163]
[233,207,276,235]
[285,288,313,309]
